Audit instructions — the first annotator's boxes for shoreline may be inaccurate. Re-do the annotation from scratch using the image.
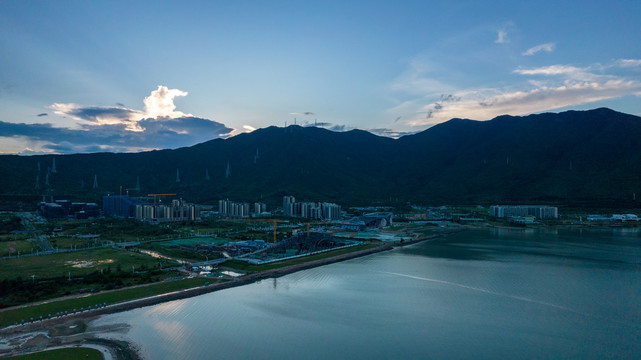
[22,235,437,323]
[0,234,440,358]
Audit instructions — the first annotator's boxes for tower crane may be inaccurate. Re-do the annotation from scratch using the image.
[147,193,177,205]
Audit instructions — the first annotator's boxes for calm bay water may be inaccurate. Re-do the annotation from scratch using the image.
[95,228,641,359]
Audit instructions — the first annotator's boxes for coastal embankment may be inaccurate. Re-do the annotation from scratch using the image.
[1,235,438,332]
[0,234,443,358]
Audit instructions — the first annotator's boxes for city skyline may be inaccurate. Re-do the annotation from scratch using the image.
[1,0,640,154]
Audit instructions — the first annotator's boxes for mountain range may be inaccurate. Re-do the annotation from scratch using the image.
[1,108,640,208]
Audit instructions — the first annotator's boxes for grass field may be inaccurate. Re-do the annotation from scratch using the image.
[39,218,177,243]
[5,347,103,360]
[0,247,178,280]
[49,236,103,250]
[0,240,36,257]
[159,237,229,246]
[0,277,213,327]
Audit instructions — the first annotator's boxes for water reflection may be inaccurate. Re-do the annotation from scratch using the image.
[95,228,641,360]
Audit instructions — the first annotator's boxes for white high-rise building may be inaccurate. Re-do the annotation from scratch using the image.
[283,196,295,216]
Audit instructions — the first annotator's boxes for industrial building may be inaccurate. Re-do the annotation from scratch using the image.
[38,200,100,219]
[489,205,558,219]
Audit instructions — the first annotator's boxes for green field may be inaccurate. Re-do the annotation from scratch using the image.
[0,277,213,327]
[0,247,178,280]
[159,237,228,246]
[0,240,36,257]
[39,218,177,243]
[49,236,103,250]
[5,347,103,360]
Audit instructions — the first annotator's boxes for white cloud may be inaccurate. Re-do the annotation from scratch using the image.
[50,85,197,132]
[513,65,583,76]
[407,80,641,126]
[143,85,191,118]
[243,125,256,132]
[2,85,236,153]
[50,103,145,131]
[522,42,555,56]
[617,59,641,68]
[392,59,641,128]
[495,30,508,44]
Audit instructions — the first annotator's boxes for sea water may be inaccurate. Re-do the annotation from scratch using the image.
[94,227,641,359]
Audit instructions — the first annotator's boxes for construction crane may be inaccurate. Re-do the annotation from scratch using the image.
[115,186,143,216]
[147,193,177,205]
[245,218,287,245]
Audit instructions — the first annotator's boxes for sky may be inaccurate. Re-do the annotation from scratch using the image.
[1,0,640,154]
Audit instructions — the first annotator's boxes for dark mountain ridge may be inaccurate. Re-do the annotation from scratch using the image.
[2,108,640,208]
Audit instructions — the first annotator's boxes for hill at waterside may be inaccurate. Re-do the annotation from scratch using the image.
[1,108,640,208]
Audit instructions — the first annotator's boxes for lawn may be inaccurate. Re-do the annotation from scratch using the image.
[0,277,213,327]
[0,247,178,280]
[39,218,178,243]
[0,240,36,257]
[49,236,102,250]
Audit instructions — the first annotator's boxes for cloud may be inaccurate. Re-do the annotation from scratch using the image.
[393,59,641,127]
[426,94,461,119]
[408,80,641,126]
[495,30,508,44]
[3,85,234,154]
[243,125,256,132]
[329,124,348,132]
[617,59,641,68]
[513,65,583,76]
[308,122,332,127]
[368,128,417,138]
[522,42,555,56]
[37,113,48,117]
[51,85,193,132]
[0,116,233,153]
[289,112,315,116]
[143,86,191,118]
[50,103,145,131]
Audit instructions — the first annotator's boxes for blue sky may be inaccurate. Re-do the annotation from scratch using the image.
[1,0,640,154]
